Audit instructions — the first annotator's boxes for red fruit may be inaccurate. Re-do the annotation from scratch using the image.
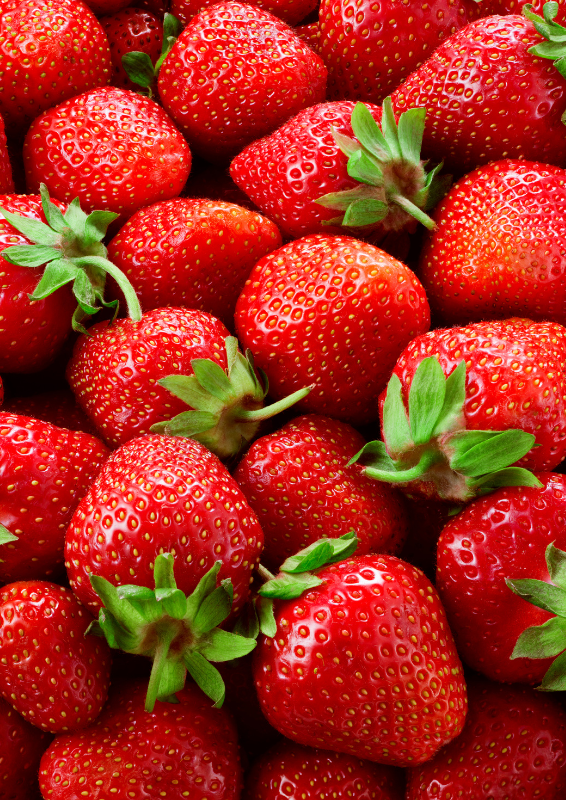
[318,0,480,104]
[295,21,320,54]
[436,473,566,684]
[65,434,264,616]
[101,7,162,92]
[0,695,52,800]
[244,740,405,800]
[106,198,282,327]
[419,159,566,327]
[406,676,566,799]
[23,87,191,221]
[157,1,327,162]
[171,0,317,25]
[0,581,111,733]
[391,13,566,173]
[1,389,100,435]
[0,412,109,583]
[234,234,431,427]
[0,0,112,134]
[233,414,409,572]
[39,679,243,800]
[254,553,467,766]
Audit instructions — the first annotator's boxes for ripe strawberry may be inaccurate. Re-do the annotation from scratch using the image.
[23,87,192,222]
[318,0,481,104]
[0,0,112,134]
[0,695,52,800]
[106,198,282,327]
[244,740,405,800]
[352,318,566,502]
[418,159,566,327]
[0,581,111,733]
[101,7,162,92]
[171,0,317,25]
[39,679,243,800]
[406,676,566,799]
[234,234,431,427]
[157,1,327,162]
[391,8,566,173]
[233,414,409,572]
[254,551,467,766]
[0,412,109,583]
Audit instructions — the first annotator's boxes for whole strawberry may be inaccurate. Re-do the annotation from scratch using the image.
[0,696,52,800]
[39,679,243,800]
[254,551,467,766]
[0,581,111,733]
[157,1,327,162]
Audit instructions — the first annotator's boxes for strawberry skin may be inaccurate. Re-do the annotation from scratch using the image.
[233,414,409,571]
[0,581,111,733]
[0,695,52,800]
[39,679,243,800]
[234,234,430,427]
[65,434,264,616]
[23,87,192,221]
[391,14,566,173]
[254,553,467,767]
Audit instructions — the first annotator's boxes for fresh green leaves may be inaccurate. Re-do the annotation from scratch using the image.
[524,2,566,78]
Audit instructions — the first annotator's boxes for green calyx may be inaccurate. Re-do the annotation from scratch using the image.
[150,336,312,461]
[87,553,256,712]
[122,13,182,97]
[0,523,17,545]
[0,184,142,333]
[507,542,566,691]
[349,357,543,503]
[315,98,450,232]
[524,2,566,79]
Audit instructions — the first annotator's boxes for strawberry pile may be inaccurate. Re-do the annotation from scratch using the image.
[3,0,566,797]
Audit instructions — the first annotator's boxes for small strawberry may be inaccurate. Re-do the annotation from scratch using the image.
[0,696,52,800]
[101,6,163,92]
[0,581,112,733]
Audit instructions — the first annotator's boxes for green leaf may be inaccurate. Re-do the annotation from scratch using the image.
[1,244,61,267]
[450,429,536,477]
[350,102,390,160]
[539,648,566,691]
[0,206,59,246]
[397,106,426,164]
[97,609,139,652]
[155,657,186,700]
[154,552,177,592]
[547,543,566,592]
[151,410,219,438]
[225,336,239,375]
[158,589,188,620]
[198,629,256,662]
[381,372,412,455]
[28,258,78,300]
[157,374,224,413]
[349,439,397,471]
[346,149,384,186]
[90,574,147,630]
[471,467,543,492]
[191,358,232,400]
[184,562,222,620]
[40,184,68,233]
[408,357,446,446]
[342,197,389,227]
[122,51,156,89]
[511,616,566,660]
[257,596,277,638]
[331,127,360,159]
[84,210,119,247]
[232,601,260,640]
[192,585,233,633]
[280,531,358,574]
[63,197,87,239]
[0,523,17,545]
[184,651,225,707]
[163,12,182,44]
[258,571,324,600]
[380,97,401,160]
[506,578,566,617]
[433,360,466,436]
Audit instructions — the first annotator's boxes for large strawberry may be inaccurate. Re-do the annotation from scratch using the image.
[0,581,111,733]
[0,696,52,800]
[352,318,566,502]
[157,1,327,162]
[234,234,431,427]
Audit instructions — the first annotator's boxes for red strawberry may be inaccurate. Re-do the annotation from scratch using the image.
[39,679,243,800]
[106,198,282,327]
[418,159,566,327]
[234,234,431,427]
[157,1,327,162]
[23,87,192,221]
[295,21,320,54]
[318,0,481,104]
[0,412,109,583]
[0,581,111,733]
[244,740,405,800]
[171,0,317,25]
[406,676,566,799]
[0,0,112,134]
[233,414,409,572]
[391,9,566,173]
[0,695,52,800]
[254,551,467,766]
[101,6,162,92]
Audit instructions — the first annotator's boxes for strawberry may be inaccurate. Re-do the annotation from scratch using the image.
[418,159,566,327]
[254,548,467,766]
[244,740,405,800]
[0,0,112,134]
[171,0,317,25]
[106,198,282,328]
[234,234,431,427]
[233,414,409,572]
[0,581,111,733]
[157,1,327,162]
[101,6,163,92]
[23,87,192,222]
[352,318,566,502]
[391,6,566,173]
[0,695,52,800]
[39,678,243,800]
[318,0,481,105]
[0,412,109,583]
[406,676,566,799]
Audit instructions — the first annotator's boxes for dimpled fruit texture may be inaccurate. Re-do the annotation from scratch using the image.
[23,87,192,221]
[39,680,243,800]
[157,1,327,162]
[65,435,264,617]
[234,234,430,427]
[254,554,467,767]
